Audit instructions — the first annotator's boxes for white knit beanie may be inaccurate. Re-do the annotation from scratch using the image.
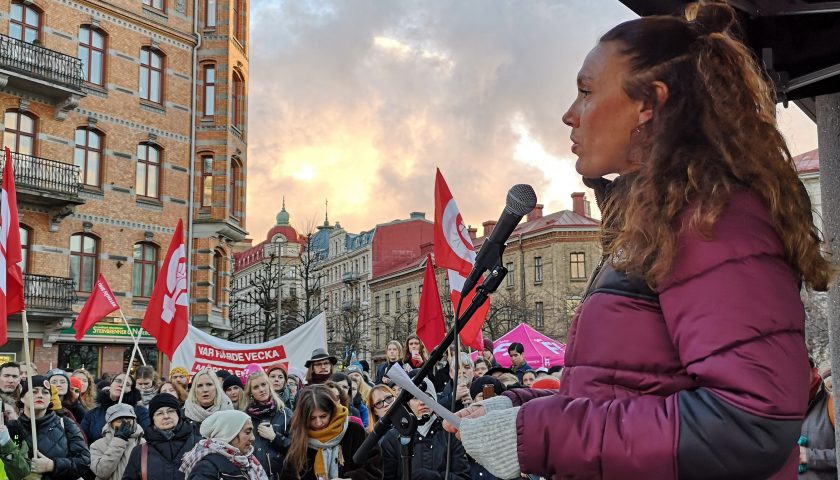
[199,410,250,443]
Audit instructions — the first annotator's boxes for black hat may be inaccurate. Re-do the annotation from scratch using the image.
[149,393,181,419]
[486,366,514,377]
[470,375,504,399]
[215,369,232,379]
[20,375,50,397]
[222,375,244,391]
[305,348,337,368]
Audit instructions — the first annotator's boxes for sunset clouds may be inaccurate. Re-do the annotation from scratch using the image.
[245,0,816,238]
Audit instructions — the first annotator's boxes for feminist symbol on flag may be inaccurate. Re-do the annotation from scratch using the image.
[162,244,187,324]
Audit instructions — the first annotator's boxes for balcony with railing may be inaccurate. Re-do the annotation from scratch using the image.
[342,271,361,284]
[342,299,360,312]
[0,34,85,111]
[1,151,84,204]
[23,274,76,312]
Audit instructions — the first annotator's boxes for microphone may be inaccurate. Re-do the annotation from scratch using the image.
[461,184,537,297]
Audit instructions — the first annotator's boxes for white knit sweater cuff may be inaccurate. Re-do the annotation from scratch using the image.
[479,394,513,412]
[460,406,521,479]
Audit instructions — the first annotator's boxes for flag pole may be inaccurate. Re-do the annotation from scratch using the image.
[21,310,38,456]
[118,328,143,404]
[118,309,147,366]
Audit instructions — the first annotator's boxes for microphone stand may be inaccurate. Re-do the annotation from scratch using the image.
[353,264,508,464]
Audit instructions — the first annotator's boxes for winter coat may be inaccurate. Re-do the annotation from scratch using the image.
[247,404,292,480]
[509,363,532,384]
[8,411,91,480]
[381,417,470,480]
[90,421,145,480]
[184,453,251,480]
[437,381,468,413]
[352,394,370,428]
[0,435,31,480]
[280,420,383,480]
[375,361,403,385]
[82,389,151,444]
[504,189,809,480]
[63,398,88,424]
[800,384,836,479]
[122,419,202,480]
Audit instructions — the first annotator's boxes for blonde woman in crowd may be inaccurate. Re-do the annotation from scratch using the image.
[183,369,233,429]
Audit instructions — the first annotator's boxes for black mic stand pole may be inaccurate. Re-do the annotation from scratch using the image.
[353,264,508,464]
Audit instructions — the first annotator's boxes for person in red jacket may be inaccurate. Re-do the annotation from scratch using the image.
[445,1,833,479]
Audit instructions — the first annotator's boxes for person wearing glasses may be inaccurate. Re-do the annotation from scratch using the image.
[81,373,151,443]
[123,394,202,480]
[366,384,397,434]
[305,349,337,386]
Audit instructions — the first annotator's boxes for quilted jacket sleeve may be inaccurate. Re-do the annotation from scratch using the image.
[52,417,92,480]
[513,194,808,480]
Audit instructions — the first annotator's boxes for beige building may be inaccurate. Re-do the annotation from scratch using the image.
[368,193,601,358]
[0,0,249,377]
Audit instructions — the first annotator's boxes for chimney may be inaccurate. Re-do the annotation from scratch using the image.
[571,192,586,216]
[410,211,426,220]
[482,220,497,238]
[527,204,544,223]
[468,226,478,241]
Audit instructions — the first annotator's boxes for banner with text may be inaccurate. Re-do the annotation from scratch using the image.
[171,313,326,377]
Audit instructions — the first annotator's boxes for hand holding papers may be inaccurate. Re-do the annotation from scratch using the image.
[386,363,461,429]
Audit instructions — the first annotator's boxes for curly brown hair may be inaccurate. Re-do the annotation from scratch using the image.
[599,0,831,291]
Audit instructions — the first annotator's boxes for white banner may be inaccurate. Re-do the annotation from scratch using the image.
[171,313,326,377]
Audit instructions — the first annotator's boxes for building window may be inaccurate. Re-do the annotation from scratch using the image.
[79,27,105,86]
[212,251,223,306]
[201,155,213,207]
[534,256,543,284]
[535,302,544,328]
[203,64,215,116]
[74,128,103,187]
[205,0,216,26]
[133,242,158,298]
[570,252,586,280]
[19,225,31,274]
[395,291,401,313]
[70,233,98,292]
[506,261,514,287]
[230,159,242,218]
[384,293,390,314]
[233,0,245,42]
[374,296,380,315]
[136,143,161,199]
[3,110,36,156]
[10,2,40,43]
[139,47,164,104]
[232,72,245,130]
[142,0,164,11]
[406,287,412,309]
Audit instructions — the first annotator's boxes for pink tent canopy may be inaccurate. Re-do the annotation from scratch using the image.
[471,323,566,368]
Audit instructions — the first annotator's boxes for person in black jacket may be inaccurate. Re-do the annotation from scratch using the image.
[242,372,291,479]
[8,375,91,480]
[122,394,201,480]
[381,376,470,479]
[82,373,151,443]
[179,410,268,480]
[376,340,406,385]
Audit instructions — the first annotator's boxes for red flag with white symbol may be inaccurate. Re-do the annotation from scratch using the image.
[142,219,188,359]
[0,147,25,345]
[433,169,489,350]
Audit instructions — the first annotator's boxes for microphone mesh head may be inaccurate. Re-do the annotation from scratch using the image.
[506,184,538,217]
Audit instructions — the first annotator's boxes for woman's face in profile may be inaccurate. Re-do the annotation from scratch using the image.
[563,41,646,178]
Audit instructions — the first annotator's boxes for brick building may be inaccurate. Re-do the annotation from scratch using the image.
[0,0,249,378]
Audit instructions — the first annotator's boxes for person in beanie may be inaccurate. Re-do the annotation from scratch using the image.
[47,368,87,423]
[123,394,201,480]
[265,364,292,410]
[304,348,337,385]
[8,375,91,480]
[0,395,30,480]
[242,371,292,479]
[90,403,144,480]
[180,410,268,480]
[81,373,150,443]
[223,375,245,410]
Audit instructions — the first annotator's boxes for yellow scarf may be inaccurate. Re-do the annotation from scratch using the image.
[309,405,349,478]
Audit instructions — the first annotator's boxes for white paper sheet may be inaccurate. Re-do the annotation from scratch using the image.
[386,363,462,429]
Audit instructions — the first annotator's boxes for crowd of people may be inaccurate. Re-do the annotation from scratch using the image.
[0,337,562,480]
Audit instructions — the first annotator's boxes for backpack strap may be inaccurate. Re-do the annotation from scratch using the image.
[141,443,149,480]
[827,393,835,429]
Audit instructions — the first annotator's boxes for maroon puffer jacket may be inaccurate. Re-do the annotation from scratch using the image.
[507,189,808,479]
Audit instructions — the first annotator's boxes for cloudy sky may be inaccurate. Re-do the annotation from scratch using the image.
[245,0,817,238]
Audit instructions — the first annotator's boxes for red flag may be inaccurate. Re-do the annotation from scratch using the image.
[433,169,489,349]
[73,274,120,340]
[142,219,188,360]
[0,147,25,345]
[416,254,445,350]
